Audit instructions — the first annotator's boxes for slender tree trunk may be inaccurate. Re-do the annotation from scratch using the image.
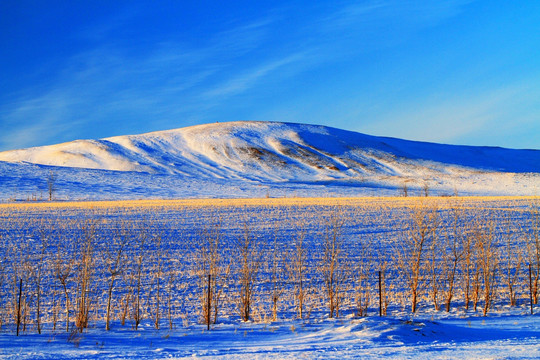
[62,282,70,332]
[106,278,115,331]
[16,279,22,336]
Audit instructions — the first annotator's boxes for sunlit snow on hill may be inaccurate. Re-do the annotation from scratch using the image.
[0,121,538,200]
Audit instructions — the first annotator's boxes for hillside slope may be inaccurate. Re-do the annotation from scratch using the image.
[0,121,538,199]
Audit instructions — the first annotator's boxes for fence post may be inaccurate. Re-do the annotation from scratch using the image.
[378,271,382,317]
[207,274,211,330]
[16,278,22,336]
[529,264,534,315]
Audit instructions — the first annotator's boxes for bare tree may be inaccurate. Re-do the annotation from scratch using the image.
[54,237,75,332]
[401,182,409,197]
[398,202,439,313]
[165,261,179,330]
[461,216,477,312]
[269,226,285,321]
[150,233,164,329]
[236,222,263,322]
[474,219,500,316]
[501,215,523,307]
[195,218,230,327]
[103,224,128,330]
[0,237,6,329]
[47,171,57,201]
[11,242,31,334]
[29,227,49,334]
[441,206,465,312]
[427,229,443,311]
[285,221,309,319]
[423,182,429,197]
[354,237,374,317]
[320,210,345,318]
[120,265,134,327]
[75,222,96,332]
[132,227,149,330]
[471,261,482,312]
[526,202,540,304]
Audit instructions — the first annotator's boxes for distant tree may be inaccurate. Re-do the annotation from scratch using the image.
[47,171,57,201]
[423,183,429,197]
[401,182,408,197]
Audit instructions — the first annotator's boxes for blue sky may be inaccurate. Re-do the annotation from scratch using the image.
[1,0,539,151]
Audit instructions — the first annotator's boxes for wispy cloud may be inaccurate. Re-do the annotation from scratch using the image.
[0,1,482,151]
[0,16,284,150]
[202,54,306,99]
[0,90,82,150]
[309,0,473,56]
[325,0,472,27]
[357,83,534,146]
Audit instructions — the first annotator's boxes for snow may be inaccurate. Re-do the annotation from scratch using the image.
[0,122,539,358]
[1,314,539,359]
[0,121,538,200]
[0,197,538,358]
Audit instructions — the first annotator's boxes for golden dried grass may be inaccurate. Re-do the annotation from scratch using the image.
[0,195,537,212]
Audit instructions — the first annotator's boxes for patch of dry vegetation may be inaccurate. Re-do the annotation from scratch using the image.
[0,196,538,334]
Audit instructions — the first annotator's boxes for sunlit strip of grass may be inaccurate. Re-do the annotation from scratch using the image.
[0,195,537,211]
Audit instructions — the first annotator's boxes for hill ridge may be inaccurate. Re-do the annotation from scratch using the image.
[0,121,538,198]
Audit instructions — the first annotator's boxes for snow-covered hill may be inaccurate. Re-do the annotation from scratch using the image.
[0,121,538,199]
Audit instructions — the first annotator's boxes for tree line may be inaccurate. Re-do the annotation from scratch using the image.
[0,199,538,335]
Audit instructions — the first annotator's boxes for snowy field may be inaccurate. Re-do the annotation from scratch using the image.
[0,197,539,359]
[2,314,539,359]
